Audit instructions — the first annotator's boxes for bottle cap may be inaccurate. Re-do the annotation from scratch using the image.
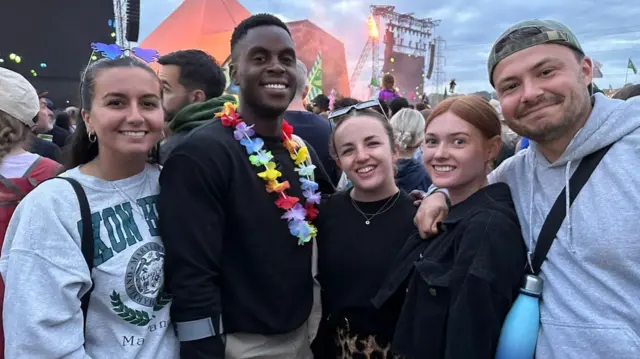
[522,274,543,295]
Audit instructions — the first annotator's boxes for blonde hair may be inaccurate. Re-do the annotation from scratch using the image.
[390,108,425,151]
[0,110,30,164]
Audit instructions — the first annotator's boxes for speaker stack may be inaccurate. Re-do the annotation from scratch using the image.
[125,0,140,42]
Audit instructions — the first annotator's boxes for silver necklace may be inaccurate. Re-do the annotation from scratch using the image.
[350,191,401,225]
[109,170,148,218]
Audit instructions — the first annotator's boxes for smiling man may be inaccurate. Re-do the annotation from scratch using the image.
[158,14,333,359]
[415,20,640,358]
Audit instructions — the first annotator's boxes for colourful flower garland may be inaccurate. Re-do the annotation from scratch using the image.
[215,102,320,245]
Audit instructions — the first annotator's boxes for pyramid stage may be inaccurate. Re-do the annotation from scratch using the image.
[141,0,350,97]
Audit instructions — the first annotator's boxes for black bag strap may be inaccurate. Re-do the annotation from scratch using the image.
[54,177,95,330]
[530,143,614,274]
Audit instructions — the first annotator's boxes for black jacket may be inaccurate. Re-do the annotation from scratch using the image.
[373,183,526,359]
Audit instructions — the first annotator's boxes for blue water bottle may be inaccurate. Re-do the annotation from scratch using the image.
[495,274,543,359]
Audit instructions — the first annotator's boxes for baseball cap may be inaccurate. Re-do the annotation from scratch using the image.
[488,19,584,86]
[0,67,39,128]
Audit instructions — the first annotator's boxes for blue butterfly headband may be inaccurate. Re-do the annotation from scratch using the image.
[79,42,161,107]
[90,42,160,63]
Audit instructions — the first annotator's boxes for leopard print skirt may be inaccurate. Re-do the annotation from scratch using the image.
[333,326,403,359]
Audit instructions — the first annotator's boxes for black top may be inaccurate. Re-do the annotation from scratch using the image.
[29,137,61,163]
[373,183,527,359]
[46,125,71,148]
[158,131,188,165]
[316,189,416,341]
[284,110,339,185]
[158,119,334,358]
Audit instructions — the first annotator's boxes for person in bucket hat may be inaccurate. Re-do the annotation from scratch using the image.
[414,19,640,359]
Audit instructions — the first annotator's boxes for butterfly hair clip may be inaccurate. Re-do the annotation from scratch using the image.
[90,42,160,63]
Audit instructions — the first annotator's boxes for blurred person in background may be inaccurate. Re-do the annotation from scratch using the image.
[389,96,410,117]
[65,106,79,131]
[390,108,431,193]
[285,60,339,184]
[157,49,226,164]
[311,94,330,117]
[612,84,640,100]
[379,73,399,103]
[0,68,64,359]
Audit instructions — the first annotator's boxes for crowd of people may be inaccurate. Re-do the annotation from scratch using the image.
[0,12,638,359]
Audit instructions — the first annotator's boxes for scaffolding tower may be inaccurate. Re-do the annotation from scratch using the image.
[349,5,441,95]
[432,36,446,96]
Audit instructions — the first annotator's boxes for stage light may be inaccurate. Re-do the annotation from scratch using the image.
[111,32,116,38]
[40,63,47,68]
[30,69,37,77]
[108,19,113,27]
[0,59,4,63]
[9,53,16,60]
[14,56,21,64]
[91,55,98,60]
[390,57,395,63]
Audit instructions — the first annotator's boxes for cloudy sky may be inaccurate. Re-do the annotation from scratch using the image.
[140,0,640,96]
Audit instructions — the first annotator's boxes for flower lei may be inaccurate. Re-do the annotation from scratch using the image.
[215,102,320,245]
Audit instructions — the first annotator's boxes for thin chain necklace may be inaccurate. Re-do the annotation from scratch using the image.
[92,163,148,218]
[110,170,148,218]
[350,191,401,225]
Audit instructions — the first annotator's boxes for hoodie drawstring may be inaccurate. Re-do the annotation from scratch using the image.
[527,152,536,272]
[565,161,575,253]
[528,154,577,271]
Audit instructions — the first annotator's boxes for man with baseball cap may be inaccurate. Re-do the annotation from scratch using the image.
[415,20,640,358]
[0,68,61,162]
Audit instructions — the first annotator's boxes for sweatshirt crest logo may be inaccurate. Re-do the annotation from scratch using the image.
[110,242,172,326]
[125,242,164,306]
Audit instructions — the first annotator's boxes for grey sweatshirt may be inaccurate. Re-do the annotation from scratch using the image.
[489,93,640,358]
[0,165,178,358]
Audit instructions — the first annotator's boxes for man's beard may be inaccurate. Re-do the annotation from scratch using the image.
[164,96,193,123]
[508,89,587,144]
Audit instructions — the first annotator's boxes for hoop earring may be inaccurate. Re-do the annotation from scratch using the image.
[88,132,97,143]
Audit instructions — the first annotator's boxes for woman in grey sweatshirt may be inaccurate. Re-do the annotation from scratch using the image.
[0,57,179,358]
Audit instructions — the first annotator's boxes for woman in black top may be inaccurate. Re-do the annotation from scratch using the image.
[374,95,526,359]
[313,108,416,358]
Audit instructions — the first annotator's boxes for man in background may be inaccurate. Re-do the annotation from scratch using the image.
[311,94,330,117]
[28,96,60,162]
[285,60,339,184]
[158,49,226,164]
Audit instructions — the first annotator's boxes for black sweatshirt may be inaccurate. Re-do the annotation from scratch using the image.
[158,119,334,358]
[313,189,416,357]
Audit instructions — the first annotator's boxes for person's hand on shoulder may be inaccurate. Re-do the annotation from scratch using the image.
[414,191,449,239]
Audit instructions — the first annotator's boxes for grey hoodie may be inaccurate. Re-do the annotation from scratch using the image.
[0,165,178,358]
[489,93,640,358]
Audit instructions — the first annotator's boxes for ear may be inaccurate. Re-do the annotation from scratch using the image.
[81,109,92,131]
[335,158,342,169]
[486,135,502,162]
[581,56,594,86]
[302,85,309,100]
[191,89,206,103]
[229,62,240,86]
